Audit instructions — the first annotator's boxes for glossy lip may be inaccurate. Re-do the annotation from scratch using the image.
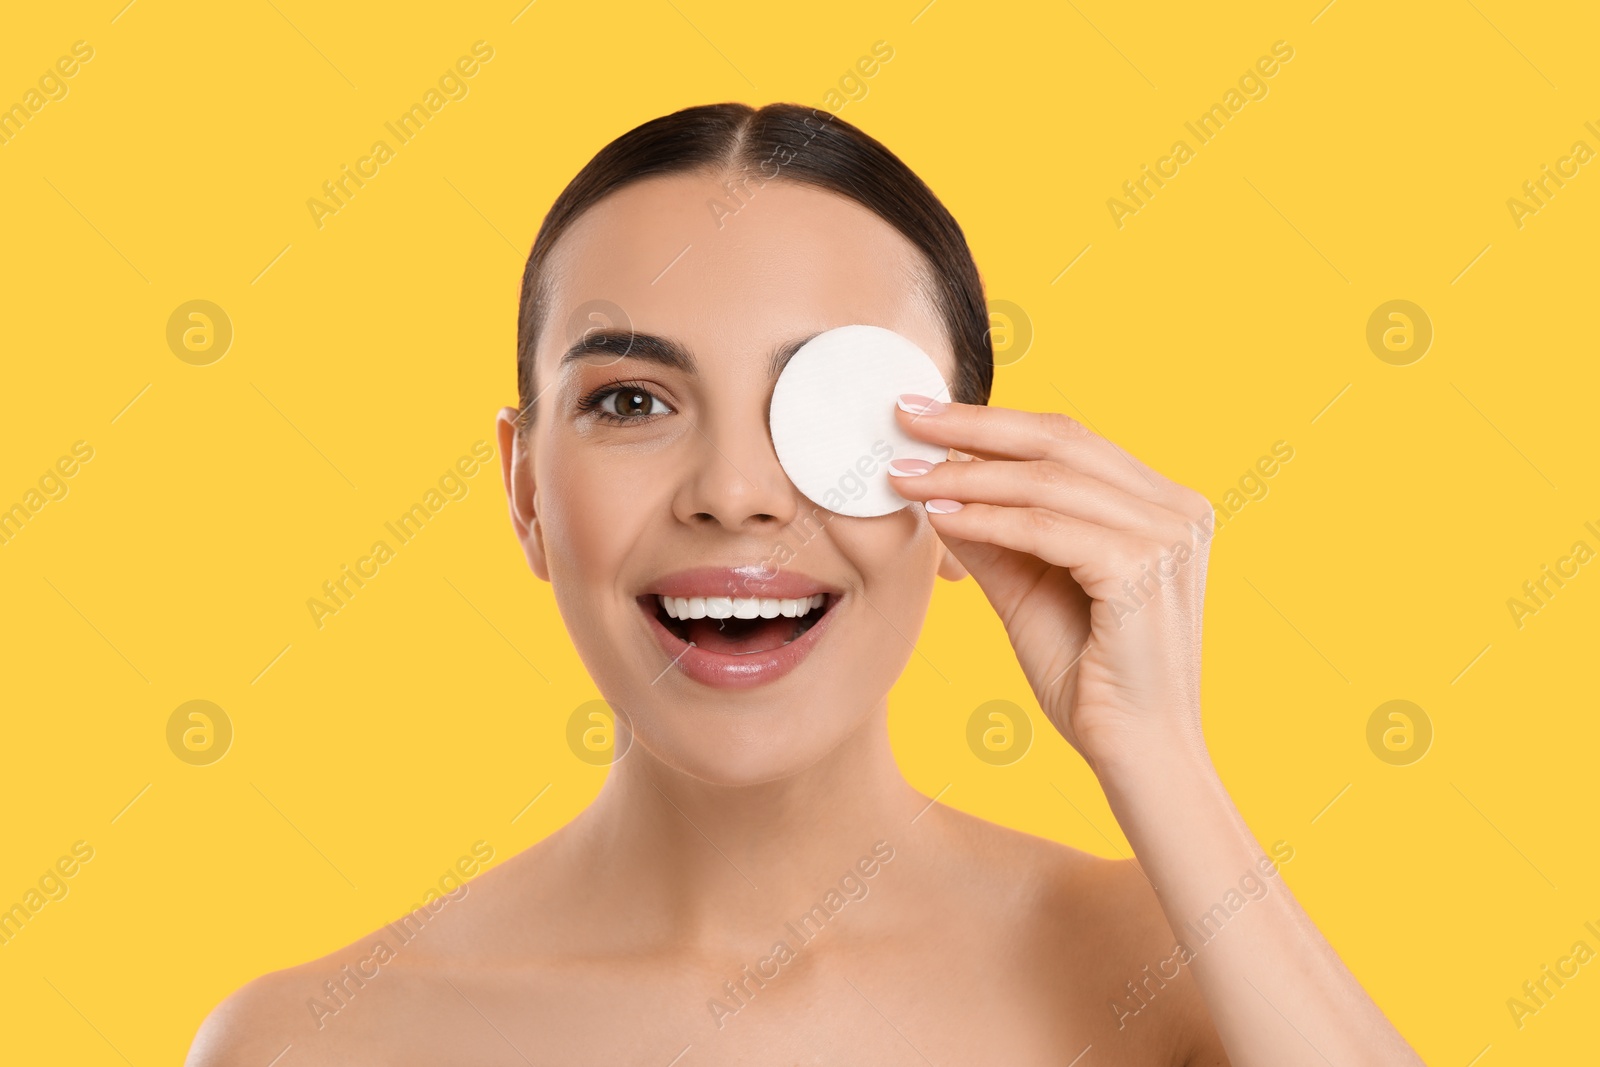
[644,565,840,601]
[638,566,843,689]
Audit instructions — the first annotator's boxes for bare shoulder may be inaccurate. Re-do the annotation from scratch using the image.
[183,954,350,1066]
[184,834,572,1066]
[923,802,1224,1063]
[923,797,1156,934]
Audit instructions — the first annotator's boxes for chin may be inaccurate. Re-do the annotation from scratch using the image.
[619,696,871,787]
[550,555,927,785]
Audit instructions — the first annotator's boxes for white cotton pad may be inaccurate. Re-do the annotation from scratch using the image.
[768,324,952,518]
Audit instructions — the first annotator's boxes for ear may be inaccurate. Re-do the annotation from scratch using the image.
[935,446,972,582]
[496,406,550,582]
[935,540,969,582]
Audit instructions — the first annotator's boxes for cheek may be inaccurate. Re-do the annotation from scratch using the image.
[830,509,942,625]
[840,505,937,561]
[539,446,664,598]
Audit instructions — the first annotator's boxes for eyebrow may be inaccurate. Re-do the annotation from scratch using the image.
[559,330,822,377]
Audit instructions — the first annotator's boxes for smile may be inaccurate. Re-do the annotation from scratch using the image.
[637,568,841,689]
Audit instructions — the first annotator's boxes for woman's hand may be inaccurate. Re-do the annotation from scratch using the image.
[890,394,1427,1067]
[887,394,1216,776]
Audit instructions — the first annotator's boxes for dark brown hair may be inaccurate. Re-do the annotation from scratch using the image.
[515,102,992,428]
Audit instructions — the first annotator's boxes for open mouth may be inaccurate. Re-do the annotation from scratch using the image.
[641,593,835,656]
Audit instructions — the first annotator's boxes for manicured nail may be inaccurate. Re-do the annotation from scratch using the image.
[897,393,947,416]
[925,498,964,514]
[888,458,935,476]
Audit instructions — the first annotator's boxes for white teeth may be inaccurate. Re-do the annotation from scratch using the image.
[658,594,828,620]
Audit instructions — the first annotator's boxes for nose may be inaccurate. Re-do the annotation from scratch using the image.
[671,407,799,532]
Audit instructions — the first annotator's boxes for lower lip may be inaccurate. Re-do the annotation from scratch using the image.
[639,597,839,689]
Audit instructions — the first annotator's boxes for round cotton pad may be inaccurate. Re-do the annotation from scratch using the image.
[769,325,952,518]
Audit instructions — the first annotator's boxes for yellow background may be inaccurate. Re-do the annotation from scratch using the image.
[2,0,1597,1061]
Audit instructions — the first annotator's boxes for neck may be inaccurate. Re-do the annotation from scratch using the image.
[568,697,927,949]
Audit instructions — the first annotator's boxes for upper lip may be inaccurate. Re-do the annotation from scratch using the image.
[643,566,841,601]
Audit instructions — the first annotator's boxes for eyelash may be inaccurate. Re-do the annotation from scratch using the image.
[575,380,675,424]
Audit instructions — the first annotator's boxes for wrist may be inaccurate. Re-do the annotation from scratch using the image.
[1088,728,1220,801]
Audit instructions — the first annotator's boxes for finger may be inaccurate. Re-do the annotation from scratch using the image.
[894,397,1179,507]
[914,499,1164,600]
[888,456,1194,540]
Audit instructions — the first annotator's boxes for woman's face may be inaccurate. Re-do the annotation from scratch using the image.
[501,171,961,786]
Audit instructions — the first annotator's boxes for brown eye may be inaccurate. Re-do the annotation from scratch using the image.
[596,387,674,419]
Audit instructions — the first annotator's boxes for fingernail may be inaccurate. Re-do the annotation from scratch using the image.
[925,498,964,514]
[888,458,935,476]
[897,393,947,416]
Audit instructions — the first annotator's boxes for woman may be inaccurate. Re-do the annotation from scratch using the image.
[189,103,1423,1065]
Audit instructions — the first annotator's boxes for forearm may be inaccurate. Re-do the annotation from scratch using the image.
[1096,740,1423,1067]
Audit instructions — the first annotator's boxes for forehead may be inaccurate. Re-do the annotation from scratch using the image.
[537,171,951,380]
